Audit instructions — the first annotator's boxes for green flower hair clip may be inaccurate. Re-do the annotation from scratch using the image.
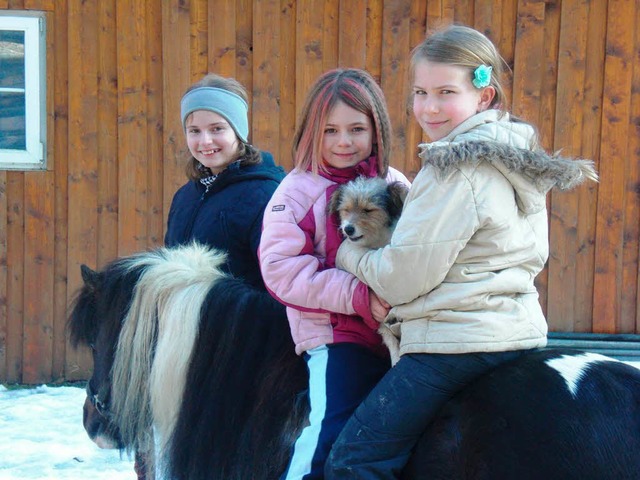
[472,65,492,89]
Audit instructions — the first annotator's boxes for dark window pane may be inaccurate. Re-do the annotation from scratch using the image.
[0,30,25,89]
[0,92,26,149]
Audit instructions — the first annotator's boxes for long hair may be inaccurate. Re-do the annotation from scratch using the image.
[182,74,261,181]
[411,24,508,111]
[292,68,392,177]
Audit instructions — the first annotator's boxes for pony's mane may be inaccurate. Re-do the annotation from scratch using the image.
[166,271,308,480]
[110,243,228,459]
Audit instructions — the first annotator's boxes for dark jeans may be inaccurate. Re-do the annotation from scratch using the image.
[325,349,528,479]
[281,343,390,480]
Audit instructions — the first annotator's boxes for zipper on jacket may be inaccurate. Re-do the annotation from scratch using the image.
[182,186,209,240]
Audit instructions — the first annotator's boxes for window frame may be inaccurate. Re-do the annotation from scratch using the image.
[0,10,46,170]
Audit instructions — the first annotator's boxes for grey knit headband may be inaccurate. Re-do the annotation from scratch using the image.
[180,87,249,142]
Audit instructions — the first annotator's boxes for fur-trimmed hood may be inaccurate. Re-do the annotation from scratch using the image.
[420,141,598,214]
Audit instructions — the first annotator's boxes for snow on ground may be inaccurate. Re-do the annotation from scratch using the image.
[0,384,135,480]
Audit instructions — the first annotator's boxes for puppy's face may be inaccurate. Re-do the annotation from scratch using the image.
[328,178,407,248]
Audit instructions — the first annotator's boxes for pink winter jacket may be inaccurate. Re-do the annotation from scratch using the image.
[259,163,409,356]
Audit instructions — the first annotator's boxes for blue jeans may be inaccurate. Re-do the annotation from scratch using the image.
[281,343,389,480]
[325,350,528,479]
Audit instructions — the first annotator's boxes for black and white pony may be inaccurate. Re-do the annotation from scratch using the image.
[68,243,640,480]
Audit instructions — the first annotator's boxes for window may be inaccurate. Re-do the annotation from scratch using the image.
[0,11,46,170]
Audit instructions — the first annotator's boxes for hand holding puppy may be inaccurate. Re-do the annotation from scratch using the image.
[369,289,391,323]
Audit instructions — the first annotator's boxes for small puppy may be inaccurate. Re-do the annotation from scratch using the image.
[328,176,408,364]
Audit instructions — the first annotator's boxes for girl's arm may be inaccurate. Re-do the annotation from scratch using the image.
[260,189,365,317]
[336,166,479,306]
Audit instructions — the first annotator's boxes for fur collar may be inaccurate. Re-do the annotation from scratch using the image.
[419,141,598,193]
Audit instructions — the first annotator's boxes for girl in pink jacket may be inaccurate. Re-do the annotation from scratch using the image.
[259,68,409,479]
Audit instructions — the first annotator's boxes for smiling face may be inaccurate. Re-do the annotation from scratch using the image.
[321,100,374,170]
[412,60,495,141]
[185,110,241,174]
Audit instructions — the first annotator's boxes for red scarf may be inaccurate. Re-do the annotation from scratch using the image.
[318,155,379,184]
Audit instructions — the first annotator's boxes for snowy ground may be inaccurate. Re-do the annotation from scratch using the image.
[2,361,639,479]
[0,384,135,480]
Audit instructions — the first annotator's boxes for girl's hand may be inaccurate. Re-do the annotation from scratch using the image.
[369,289,391,323]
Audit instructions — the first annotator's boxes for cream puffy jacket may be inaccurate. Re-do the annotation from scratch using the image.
[336,110,598,356]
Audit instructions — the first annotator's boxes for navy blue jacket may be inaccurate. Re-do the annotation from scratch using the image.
[165,151,286,290]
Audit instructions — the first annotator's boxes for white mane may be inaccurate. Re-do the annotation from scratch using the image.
[110,242,227,464]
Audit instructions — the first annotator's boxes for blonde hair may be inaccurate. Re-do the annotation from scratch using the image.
[411,25,507,111]
[182,74,260,181]
[293,69,392,177]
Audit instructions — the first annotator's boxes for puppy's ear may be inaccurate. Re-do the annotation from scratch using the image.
[327,186,344,216]
[386,182,409,219]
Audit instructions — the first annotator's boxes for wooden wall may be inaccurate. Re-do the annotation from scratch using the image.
[0,0,638,384]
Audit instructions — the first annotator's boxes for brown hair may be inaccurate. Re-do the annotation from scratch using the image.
[182,73,261,181]
[292,68,392,177]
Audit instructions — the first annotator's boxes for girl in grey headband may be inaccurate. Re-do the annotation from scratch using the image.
[135,73,287,478]
[179,74,262,180]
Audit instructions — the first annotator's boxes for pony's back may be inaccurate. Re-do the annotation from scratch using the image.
[403,349,640,479]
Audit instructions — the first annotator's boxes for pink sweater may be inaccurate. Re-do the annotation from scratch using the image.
[259,160,409,355]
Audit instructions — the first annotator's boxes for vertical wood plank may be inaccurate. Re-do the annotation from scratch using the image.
[5,172,24,382]
[162,1,192,225]
[620,0,640,332]
[498,0,517,108]
[426,0,455,31]
[338,0,366,68]
[593,0,635,332]
[404,0,428,180]
[236,0,254,100]
[547,0,589,332]
[511,0,545,121]
[512,0,547,316]
[322,0,339,70]
[97,0,118,266]
[0,171,7,381]
[538,0,560,150]
[116,0,149,255]
[452,0,472,25]
[573,0,607,333]
[534,1,560,323]
[380,0,412,175]
[66,0,99,381]
[473,0,501,38]
[365,0,384,80]
[278,0,296,171]
[22,174,54,383]
[191,0,209,79]
[52,1,69,381]
[22,3,57,384]
[209,0,237,76]
[146,0,164,248]
[295,0,327,118]
[253,0,281,159]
